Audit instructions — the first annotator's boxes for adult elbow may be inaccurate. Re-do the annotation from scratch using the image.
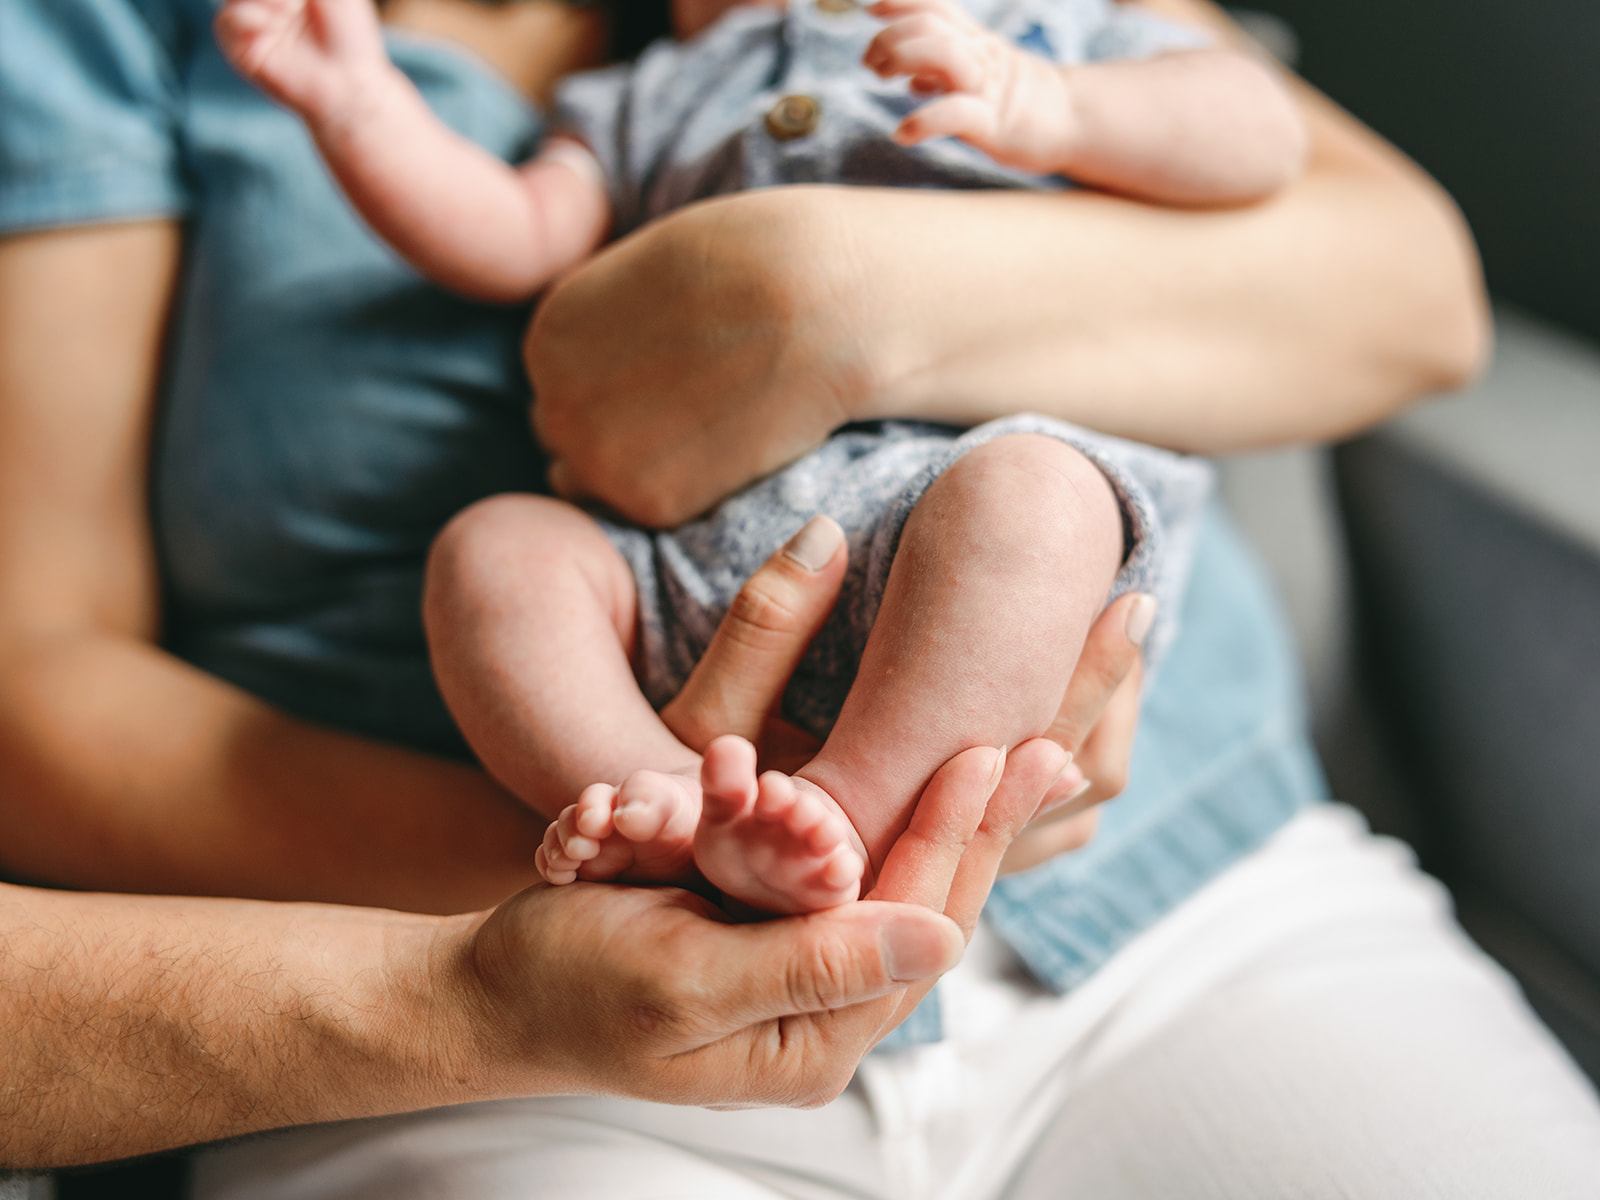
[1409,205,1493,398]
[1369,174,1493,414]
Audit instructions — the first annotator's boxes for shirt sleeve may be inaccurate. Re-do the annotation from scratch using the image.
[1087,1,1212,61]
[0,0,191,234]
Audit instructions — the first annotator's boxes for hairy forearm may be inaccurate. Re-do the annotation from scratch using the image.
[0,883,488,1169]
[0,632,544,914]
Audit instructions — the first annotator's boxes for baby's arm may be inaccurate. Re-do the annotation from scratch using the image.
[216,0,610,302]
[864,0,1306,207]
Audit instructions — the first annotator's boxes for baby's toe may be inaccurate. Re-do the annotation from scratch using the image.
[537,840,579,886]
[613,791,674,841]
[782,790,830,840]
[556,806,600,861]
[803,810,850,855]
[574,784,618,840]
[610,771,684,838]
[701,737,760,823]
[753,772,799,822]
[819,844,864,892]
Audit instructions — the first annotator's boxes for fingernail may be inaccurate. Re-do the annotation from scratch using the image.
[1125,594,1157,647]
[1050,751,1075,785]
[880,915,957,982]
[984,745,1009,802]
[1064,777,1092,804]
[782,515,845,572]
[1034,754,1078,807]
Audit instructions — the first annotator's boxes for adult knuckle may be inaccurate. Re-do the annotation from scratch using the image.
[796,1069,851,1109]
[786,932,858,1011]
[761,1030,852,1110]
[1096,761,1129,800]
[623,974,697,1043]
[619,940,711,1042]
[726,581,803,640]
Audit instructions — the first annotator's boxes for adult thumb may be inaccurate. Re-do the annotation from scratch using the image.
[708,901,965,1029]
[662,515,848,752]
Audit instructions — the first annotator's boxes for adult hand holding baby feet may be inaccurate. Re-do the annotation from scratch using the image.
[863,0,1077,174]
[215,0,391,121]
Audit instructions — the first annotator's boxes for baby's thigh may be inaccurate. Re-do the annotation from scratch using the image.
[427,493,639,633]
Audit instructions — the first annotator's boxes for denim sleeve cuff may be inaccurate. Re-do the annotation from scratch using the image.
[0,164,189,235]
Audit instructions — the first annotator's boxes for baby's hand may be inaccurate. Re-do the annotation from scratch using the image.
[863,0,1073,174]
[215,0,390,122]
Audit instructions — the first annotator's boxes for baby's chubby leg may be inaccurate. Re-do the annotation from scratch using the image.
[424,495,703,883]
[775,435,1122,892]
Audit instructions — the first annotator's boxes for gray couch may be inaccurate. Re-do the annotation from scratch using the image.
[1223,1,1600,1084]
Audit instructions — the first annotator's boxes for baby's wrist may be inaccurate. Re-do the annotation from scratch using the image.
[1030,64,1085,175]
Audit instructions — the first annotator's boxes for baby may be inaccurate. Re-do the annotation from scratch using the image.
[217,0,1301,912]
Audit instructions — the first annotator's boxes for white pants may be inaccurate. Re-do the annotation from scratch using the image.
[195,806,1600,1199]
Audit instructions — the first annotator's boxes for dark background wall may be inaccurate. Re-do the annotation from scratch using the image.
[1251,0,1600,343]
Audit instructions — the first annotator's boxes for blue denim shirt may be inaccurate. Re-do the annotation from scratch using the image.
[0,0,1325,1047]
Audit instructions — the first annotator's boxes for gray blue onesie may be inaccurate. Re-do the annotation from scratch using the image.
[556,0,1215,736]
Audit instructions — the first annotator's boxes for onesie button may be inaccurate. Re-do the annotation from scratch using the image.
[816,0,861,12]
[765,94,822,141]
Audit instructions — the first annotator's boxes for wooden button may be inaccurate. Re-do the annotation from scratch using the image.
[764,94,821,141]
[816,0,861,13]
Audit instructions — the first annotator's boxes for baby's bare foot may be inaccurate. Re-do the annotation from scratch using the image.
[693,736,866,914]
[536,768,701,886]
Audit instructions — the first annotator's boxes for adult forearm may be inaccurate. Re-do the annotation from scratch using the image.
[843,81,1487,450]
[852,175,1480,450]
[0,883,481,1169]
[532,20,1488,526]
[0,632,543,914]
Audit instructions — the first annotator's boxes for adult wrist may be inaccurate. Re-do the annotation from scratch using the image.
[720,187,888,429]
[756,186,936,428]
[382,908,540,1110]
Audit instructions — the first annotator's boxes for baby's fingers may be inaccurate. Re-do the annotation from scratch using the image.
[865,19,983,93]
[214,0,298,73]
[895,94,998,148]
